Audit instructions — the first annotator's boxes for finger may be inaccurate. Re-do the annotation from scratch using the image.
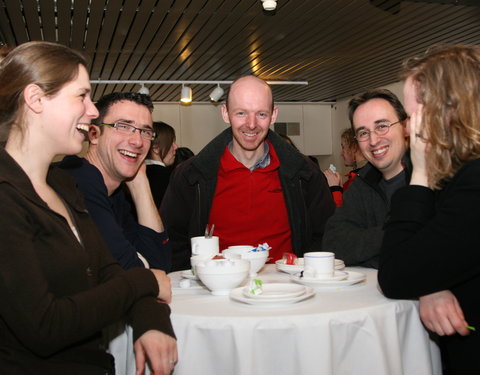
[412,105,427,142]
[135,344,146,375]
[430,320,446,336]
[451,299,469,335]
[409,110,418,140]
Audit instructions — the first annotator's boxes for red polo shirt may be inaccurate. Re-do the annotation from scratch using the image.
[208,142,292,262]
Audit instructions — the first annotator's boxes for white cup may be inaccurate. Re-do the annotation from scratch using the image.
[191,236,219,256]
[303,252,335,279]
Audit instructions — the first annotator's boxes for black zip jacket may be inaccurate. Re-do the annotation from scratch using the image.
[161,128,335,271]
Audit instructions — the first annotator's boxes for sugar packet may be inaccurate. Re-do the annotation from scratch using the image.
[248,279,263,295]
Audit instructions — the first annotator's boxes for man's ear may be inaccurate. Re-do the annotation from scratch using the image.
[88,125,101,144]
[221,104,230,124]
[270,106,279,124]
[23,84,45,114]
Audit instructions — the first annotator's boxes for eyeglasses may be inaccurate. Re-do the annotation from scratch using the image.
[99,122,156,140]
[354,120,403,142]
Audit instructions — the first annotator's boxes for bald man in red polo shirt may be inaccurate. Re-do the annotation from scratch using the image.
[161,76,335,271]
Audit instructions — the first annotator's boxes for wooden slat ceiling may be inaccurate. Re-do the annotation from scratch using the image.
[0,0,479,102]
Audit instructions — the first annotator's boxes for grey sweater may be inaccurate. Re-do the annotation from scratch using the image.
[322,162,408,269]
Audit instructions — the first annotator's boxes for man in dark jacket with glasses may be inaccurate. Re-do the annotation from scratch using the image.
[322,89,410,268]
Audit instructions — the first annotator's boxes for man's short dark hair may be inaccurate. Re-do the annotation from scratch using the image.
[93,92,154,125]
[348,89,407,130]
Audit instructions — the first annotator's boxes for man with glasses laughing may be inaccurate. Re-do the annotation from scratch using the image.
[58,92,172,272]
[322,89,410,268]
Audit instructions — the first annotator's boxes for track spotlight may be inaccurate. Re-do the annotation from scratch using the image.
[138,83,150,95]
[180,85,192,103]
[209,85,224,102]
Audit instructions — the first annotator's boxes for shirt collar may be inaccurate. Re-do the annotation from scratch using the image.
[144,159,166,167]
[227,141,270,171]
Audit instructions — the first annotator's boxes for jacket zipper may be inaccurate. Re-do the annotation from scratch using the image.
[197,183,202,233]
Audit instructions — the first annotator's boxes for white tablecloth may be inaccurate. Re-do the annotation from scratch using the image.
[111,265,441,375]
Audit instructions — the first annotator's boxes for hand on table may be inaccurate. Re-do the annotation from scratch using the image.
[419,290,469,336]
[150,269,172,303]
[323,169,342,187]
[134,330,177,375]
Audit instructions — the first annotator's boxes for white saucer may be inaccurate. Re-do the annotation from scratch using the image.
[291,271,366,288]
[242,283,306,299]
[276,258,345,274]
[302,270,348,281]
[230,286,315,306]
[275,259,304,274]
[181,269,199,280]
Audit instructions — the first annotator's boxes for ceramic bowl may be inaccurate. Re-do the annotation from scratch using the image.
[195,258,250,295]
[223,248,269,277]
[190,253,220,275]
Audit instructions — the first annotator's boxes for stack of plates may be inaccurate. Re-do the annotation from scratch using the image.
[291,270,366,288]
[276,258,345,274]
[229,283,315,306]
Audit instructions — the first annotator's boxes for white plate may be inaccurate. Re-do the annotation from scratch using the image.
[302,270,348,281]
[230,286,315,306]
[291,271,366,288]
[242,283,306,299]
[276,258,345,274]
[181,269,199,280]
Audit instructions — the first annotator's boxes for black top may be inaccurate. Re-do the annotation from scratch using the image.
[146,163,173,208]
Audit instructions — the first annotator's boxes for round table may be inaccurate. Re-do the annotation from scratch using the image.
[167,265,441,375]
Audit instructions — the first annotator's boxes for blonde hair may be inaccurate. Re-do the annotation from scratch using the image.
[402,45,480,189]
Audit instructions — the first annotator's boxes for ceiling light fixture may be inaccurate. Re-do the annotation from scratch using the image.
[209,84,225,102]
[91,80,308,86]
[180,85,192,104]
[261,0,277,11]
[138,83,150,95]
[90,80,308,103]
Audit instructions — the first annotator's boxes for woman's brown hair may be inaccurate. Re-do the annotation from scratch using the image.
[148,121,176,161]
[0,41,87,140]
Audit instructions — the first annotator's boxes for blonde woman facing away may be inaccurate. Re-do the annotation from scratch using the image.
[379,45,480,375]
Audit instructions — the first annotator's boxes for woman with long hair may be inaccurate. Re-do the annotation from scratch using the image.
[378,45,480,374]
[0,41,176,374]
[145,121,178,207]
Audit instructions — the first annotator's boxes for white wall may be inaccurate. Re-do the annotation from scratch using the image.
[152,102,333,159]
[153,103,227,154]
[150,80,404,172]
[73,81,404,170]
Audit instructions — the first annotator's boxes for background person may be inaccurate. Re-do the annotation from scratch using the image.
[161,75,335,271]
[323,127,367,206]
[172,146,194,169]
[144,121,178,208]
[0,41,176,375]
[378,44,480,375]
